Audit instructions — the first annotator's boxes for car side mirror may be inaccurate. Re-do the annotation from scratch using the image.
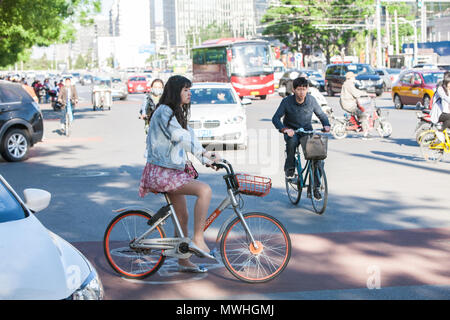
[241,98,252,105]
[23,189,51,213]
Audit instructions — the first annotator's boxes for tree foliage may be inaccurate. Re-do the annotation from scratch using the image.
[262,0,416,64]
[0,0,100,67]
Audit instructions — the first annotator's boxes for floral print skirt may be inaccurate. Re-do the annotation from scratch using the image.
[139,163,193,197]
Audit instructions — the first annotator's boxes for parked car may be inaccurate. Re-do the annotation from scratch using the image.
[127,75,150,94]
[189,83,248,149]
[325,63,384,97]
[0,174,104,299]
[392,69,445,109]
[0,80,43,162]
[438,64,450,72]
[111,77,128,100]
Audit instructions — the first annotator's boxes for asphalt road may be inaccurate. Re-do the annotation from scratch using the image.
[1,85,449,300]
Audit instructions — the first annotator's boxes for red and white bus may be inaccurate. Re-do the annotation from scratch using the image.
[192,38,274,99]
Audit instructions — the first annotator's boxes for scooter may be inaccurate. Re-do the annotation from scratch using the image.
[331,96,393,139]
[49,90,62,111]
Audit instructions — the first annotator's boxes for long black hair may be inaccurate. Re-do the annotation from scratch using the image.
[442,72,450,96]
[156,75,192,129]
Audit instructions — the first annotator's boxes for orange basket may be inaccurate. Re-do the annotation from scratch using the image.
[235,174,272,197]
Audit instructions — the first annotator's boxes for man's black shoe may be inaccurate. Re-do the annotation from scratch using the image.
[285,169,295,178]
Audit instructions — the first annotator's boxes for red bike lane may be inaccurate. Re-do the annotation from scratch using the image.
[74,226,450,300]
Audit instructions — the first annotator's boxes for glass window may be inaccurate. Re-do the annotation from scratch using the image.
[191,88,236,105]
[193,47,227,65]
[347,64,376,75]
[400,73,413,84]
[0,180,28,223]
[231,43,272,75]
[0,83,32,103]
[422,72,444,84]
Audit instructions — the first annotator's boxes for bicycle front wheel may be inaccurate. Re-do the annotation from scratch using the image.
[285,174,301,205]
[420,131,444,163]
[220,212,291,283]
[310,162,328,214]
[103,211,166,280]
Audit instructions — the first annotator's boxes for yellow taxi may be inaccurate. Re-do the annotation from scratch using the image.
[392,69,444,109]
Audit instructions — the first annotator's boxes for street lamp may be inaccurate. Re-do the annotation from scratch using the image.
[398,17,418,67]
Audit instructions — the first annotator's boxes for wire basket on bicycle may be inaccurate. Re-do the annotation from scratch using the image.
[235,174,272,197]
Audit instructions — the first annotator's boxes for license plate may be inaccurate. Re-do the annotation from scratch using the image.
[195,129,212,138]
[250,91,260,96]
[137,85,143,90]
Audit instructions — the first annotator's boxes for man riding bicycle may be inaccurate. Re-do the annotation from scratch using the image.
[272,77,330,199]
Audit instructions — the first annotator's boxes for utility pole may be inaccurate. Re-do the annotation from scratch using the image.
[420,1,427,42]
[394,10,399,55]
[376,0,382,67]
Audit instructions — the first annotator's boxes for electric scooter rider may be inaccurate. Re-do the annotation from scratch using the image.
[339,71,372,138]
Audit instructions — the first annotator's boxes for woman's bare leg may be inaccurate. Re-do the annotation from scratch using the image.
[168,180,212,267]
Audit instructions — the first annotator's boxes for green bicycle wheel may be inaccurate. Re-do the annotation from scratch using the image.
[309,162,328,214]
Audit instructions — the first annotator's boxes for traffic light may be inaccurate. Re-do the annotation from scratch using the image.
[417,0,423,9]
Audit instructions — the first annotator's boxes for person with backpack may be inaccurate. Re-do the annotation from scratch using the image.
[139,78,164,134]
[430,72,450,141]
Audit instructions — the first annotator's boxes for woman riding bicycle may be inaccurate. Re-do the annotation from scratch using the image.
[138,75,220,273]
[272,77,330,199]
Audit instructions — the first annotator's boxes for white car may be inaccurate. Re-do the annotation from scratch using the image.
[0,175,104,300]
[189,83,249,149]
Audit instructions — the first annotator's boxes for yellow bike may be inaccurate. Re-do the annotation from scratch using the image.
[419,127,450,163]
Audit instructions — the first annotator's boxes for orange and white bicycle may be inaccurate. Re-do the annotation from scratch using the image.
[103,159,291,283]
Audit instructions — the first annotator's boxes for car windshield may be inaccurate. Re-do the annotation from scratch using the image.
[0,178,27,223]
[191,88,237,105]
[422,72,444,84]
[231,43,272,76]
[112,78,122,83]
[347,64,377,75]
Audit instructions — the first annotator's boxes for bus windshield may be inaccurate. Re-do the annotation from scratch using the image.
[231,43,272,76]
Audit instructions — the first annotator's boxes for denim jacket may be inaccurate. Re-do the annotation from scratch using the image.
[146,104,209,170]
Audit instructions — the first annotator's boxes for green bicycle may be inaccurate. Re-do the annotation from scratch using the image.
[285,128,328,214]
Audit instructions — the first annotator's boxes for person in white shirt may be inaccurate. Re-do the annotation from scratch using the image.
[430,72,450,140]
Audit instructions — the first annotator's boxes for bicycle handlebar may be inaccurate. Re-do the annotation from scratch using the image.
[295,128,330,135]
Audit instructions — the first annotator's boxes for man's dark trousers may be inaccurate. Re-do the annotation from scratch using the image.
[284,133,323,188]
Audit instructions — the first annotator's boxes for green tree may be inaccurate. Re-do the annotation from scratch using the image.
[262,0,374,64]
[262,0,417,65]
[0,0,100,67]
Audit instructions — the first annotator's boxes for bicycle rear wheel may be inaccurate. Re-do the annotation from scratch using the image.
[220,212,291,283]
[103,211,166,280]
[420,131,444,163]
[310,162,328,214]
